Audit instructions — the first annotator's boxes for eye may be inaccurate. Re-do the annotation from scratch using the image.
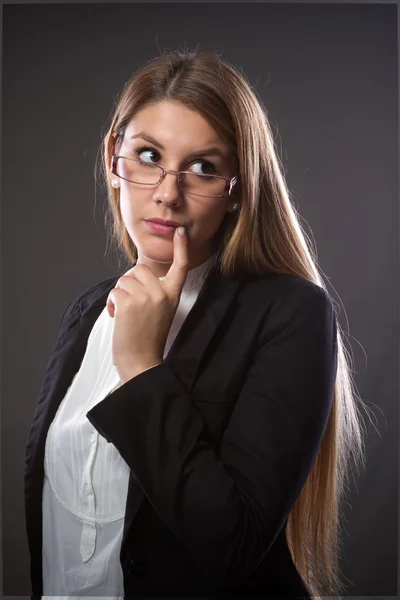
[135,146,161,164]
[189,160,217,176]
[133,145,217,175]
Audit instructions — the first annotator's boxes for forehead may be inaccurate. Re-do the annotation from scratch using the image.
[123,101,229,151]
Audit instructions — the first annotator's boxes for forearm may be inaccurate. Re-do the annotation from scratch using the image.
[86,363,254,589]
[117,360,164,384]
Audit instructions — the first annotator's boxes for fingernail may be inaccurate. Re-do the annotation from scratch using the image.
[177,226,185,236]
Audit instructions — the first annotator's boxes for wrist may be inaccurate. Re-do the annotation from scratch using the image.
[117,360,164,384]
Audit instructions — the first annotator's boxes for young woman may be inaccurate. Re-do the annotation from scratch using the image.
[25,49,368,600]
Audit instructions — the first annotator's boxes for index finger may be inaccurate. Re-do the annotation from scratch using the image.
[162,226,189,295]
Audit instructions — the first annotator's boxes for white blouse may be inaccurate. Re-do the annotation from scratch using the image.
[42,254,215,600]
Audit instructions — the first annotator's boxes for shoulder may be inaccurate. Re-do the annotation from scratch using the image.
[76,275,120,314]
[237,272,337,339]
[60,274,119,327]
[240,272,334,312]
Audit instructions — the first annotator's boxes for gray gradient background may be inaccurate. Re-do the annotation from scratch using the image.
[1,1,398,598]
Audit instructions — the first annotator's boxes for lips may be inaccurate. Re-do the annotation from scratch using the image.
[145,220,178,237]
[146,219,180,227]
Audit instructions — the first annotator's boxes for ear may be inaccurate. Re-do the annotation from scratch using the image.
[230,178,241,200]
[108,132,120,169]
[108,132,121,183]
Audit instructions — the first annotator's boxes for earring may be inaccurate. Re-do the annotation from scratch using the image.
[111,178,120,188]
[229,202,240,213]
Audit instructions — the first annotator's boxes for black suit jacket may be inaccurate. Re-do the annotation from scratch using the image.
[24,262,338,599]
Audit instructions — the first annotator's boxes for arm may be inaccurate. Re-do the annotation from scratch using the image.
[86,283,338,588]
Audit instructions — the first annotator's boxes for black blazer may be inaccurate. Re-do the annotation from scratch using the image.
[24,262,338,599]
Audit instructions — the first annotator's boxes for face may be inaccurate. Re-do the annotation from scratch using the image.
[111,101,238,278]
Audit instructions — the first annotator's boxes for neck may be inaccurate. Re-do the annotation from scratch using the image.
[136,249,214,279]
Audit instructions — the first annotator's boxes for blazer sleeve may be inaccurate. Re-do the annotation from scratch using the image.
[86,282,338,589]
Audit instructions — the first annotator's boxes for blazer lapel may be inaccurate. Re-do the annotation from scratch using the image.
[24,293,111,594]
[164,263,243,391]
[121,265,244,542]
[26,262,244,583]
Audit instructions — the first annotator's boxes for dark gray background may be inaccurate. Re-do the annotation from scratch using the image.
[1,2,398,597]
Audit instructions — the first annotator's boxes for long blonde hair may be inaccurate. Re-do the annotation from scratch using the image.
[98,48,372,598]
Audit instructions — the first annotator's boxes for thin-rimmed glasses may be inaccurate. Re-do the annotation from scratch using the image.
[110,134,240,199]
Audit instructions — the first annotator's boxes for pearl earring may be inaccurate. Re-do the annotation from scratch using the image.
[230,202,240,213]
[111,179,120,188]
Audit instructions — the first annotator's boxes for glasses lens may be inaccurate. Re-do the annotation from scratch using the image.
[180,173,226,197]
[117,158,162,184]
[116,158,227,197]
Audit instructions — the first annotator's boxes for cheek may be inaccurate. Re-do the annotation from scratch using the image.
[119,195,132,225]
[119,188,139,226]
[193,203,229,239]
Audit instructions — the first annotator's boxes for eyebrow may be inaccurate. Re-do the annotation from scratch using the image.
[129,132,228,161]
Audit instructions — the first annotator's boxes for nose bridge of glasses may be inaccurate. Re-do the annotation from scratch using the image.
[162,167,181,177]
[155,168,184,201]
[158,167,184,188]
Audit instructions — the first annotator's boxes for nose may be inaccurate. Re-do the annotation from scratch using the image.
[153,169,182,207]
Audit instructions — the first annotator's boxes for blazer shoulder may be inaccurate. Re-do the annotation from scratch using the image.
[239,273,337,349]
[76,275,120,314]
[60,274,119,327]
[242,272,334,312]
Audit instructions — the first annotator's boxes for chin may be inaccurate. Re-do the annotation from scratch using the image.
[138,245,174,265]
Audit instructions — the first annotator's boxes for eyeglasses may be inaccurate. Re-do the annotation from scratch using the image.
[110,135,240,199]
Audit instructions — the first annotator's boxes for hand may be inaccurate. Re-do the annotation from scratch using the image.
[106,227,189,383]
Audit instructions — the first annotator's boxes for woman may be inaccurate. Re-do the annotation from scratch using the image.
[25,49,368,600]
